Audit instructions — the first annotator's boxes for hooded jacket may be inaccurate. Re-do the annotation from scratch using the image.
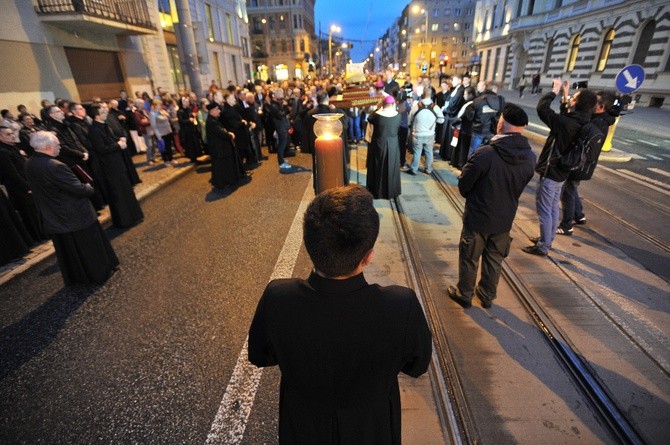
[458,133,536,234]
[535,91,592,181]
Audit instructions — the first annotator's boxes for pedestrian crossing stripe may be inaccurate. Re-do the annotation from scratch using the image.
[648,167,670,178]
[646,154,663,161]
[618,169,670,190]
[638,139,660,147]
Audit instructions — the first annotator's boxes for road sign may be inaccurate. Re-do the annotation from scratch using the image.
[615,64,645,94]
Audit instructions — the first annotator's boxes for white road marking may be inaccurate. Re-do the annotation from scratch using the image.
[528,122,548,132]
[646,154,663,161]
[599,165,670,196]
[205,184,314,445]
[617,140,631,145]
[648,167,670,178]
[616,169,670,190]
[638,139,660,147]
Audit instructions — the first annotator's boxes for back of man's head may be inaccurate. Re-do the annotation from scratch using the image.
[574,88,597,113]
[595,90,616,112]
[422,87,433,100]
[500,103,528,132]
[303,185,379,277]
[316,92,329,105]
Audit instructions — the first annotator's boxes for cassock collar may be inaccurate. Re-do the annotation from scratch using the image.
[307,271,369,293]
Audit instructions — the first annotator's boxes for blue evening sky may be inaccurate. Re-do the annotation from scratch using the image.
[314,0,409,62]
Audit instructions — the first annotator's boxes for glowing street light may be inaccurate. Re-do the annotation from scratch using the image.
[328,24,341,76]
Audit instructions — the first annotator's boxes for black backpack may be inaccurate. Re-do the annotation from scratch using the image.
[558,122,604,173]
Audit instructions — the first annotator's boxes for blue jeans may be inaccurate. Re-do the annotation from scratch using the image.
[410,135,434,173]
[535,177,564,253]
[469,134,487,156]
[276,129,288,165]
[560,179,583,229]
[348,115,361,141]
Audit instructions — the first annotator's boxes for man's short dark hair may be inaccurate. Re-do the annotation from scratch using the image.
[316,92,329,105]
[303,185,380,277]
[596,90,616,111]
[88,104,103,118]
[574,88,597,113]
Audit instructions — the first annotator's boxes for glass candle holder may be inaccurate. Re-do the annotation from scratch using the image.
[313,113,345,193]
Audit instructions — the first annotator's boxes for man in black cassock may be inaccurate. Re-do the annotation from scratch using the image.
[88,105,143,229]
[248,185,432,444]
[0,126,46,242]
[205,102,246,190]
[25,131,118,286]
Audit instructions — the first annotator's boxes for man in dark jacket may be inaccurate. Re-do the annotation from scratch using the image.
[448,104,536,309]
[249,185,432,444]
[25,131,118,285]
[522,80,597,256]
[557,90,616,235]
[468,81,505,157]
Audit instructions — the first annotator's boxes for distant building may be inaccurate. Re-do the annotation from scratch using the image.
[246,0,317,81]
[378,0,478,82]
[474,0,670,108]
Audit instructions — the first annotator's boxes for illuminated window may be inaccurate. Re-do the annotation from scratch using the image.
[226,13,234,44]
[205,4,215,41]
[596,29,615,72]
[566,34,580,72]
[431,24,438,31]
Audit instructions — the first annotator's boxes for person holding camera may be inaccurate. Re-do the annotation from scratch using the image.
[557,90,617,235]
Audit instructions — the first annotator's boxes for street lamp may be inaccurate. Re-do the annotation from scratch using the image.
[412,3,430,79]
[328,24,341,76]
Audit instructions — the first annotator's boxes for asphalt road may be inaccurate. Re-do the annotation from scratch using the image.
[0,157,316,443]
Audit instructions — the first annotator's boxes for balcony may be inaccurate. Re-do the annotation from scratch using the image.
[34,0,155,35]
[252,51,268,59]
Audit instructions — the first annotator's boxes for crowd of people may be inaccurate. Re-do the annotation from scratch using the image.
[1,69,613,289]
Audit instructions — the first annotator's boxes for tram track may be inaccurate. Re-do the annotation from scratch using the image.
[389,169,649,444]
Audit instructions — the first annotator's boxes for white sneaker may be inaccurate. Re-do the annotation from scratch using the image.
[279,162,292,169]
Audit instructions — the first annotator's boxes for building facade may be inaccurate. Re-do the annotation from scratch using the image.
[0,0,158,109]
[246,0,317,81]
[0,0,252,113]
[378,0,478,81]
[474,0,670,108]
[159,0,253,91]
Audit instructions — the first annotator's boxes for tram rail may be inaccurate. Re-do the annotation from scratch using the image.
[388,169,648,444]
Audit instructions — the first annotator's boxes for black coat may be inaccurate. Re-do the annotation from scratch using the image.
[45,118,88,167]
[445,85,465,118]
[536,92,591,182]
[459,133,536,234]
[25,152,97,234]
[0,142,46,241]
[206,115,243,188]
[89,121,143,228]
[249,272,432,445]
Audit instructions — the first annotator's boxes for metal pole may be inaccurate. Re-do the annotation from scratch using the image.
[425,11,430,80]
[174,0,203,96]
[328,31,333,76]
